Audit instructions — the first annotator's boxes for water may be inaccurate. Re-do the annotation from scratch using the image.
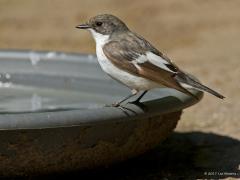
[0,84,110,114]
[1,51,168,114]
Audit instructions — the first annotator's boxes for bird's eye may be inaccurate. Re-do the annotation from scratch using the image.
[96,21,103,26]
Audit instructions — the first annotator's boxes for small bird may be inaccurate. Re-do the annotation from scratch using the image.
[76,14,224,106]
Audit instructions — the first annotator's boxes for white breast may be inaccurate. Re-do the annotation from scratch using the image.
[89,29,160,91]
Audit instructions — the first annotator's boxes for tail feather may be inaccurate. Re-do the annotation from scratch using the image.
[175,72,225,99]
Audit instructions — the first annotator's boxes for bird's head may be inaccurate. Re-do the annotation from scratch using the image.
[76,14,129,36]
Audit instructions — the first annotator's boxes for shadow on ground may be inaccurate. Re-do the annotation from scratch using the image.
[38,132,240,179]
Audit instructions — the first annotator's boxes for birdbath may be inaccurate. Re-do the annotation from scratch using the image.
[0,50,203,176]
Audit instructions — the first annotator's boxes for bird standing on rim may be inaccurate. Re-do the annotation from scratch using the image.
[76,14,224,107]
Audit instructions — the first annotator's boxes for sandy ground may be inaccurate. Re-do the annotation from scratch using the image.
[0,0,239,178]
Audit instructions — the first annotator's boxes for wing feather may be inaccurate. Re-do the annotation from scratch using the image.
[103,37,196,98]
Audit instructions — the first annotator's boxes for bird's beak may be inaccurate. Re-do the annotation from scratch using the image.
[76,23,90,29]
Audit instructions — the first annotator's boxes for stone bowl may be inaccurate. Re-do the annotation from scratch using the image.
[0,50,203,176]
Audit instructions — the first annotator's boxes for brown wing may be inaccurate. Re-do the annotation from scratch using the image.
[103,40,196,98]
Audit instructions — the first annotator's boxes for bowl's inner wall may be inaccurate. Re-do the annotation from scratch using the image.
[0,51,182,113]
[0,52,126,112]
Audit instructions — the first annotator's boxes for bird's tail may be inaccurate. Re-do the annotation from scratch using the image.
[175,72,225,99]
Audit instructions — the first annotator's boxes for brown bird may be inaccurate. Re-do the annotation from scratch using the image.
[76,14,224,106]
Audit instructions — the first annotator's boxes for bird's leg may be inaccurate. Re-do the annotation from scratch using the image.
[133,90,148,103]
[112,89,138,107]
[128,91,148,110]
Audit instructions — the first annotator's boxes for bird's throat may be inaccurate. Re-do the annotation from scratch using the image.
[88,29,109,45]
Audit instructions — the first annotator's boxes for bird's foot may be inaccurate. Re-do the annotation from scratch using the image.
[105,103,134,115]
[112,102,121,107]
[104,102,122,107]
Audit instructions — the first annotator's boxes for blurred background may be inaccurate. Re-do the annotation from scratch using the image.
[0,0,239,178]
